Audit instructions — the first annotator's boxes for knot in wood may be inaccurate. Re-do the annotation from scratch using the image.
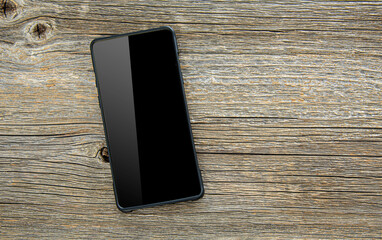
[100,147,109,162]
[33,23,47,38]
[26,20,54,42]
[1,0,17,19]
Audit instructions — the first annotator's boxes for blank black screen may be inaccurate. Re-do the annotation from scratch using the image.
[91,28,202,210]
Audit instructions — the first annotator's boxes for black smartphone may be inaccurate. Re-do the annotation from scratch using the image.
[90,26,204,212]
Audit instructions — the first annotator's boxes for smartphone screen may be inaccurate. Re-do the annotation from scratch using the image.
[90,27,203,211]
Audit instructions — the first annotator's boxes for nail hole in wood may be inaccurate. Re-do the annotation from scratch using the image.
[1,0,17,19]
[100,147,109,162]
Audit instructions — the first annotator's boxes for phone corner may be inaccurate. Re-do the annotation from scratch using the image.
[195,185,205,200]
[89,38,100,52]
[161,26,176,34]
[115,202,133,213]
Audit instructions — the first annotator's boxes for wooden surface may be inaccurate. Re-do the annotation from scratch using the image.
[1,0,382,238]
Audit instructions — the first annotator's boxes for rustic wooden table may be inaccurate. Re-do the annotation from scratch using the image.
[1,0,381,239]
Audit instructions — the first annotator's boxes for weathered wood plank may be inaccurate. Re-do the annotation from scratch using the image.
[1,0,381,239]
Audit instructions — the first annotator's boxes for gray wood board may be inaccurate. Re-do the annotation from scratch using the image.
[0,0,381,238]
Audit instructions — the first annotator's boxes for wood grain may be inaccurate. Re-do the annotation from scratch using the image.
[1,0,381,239]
